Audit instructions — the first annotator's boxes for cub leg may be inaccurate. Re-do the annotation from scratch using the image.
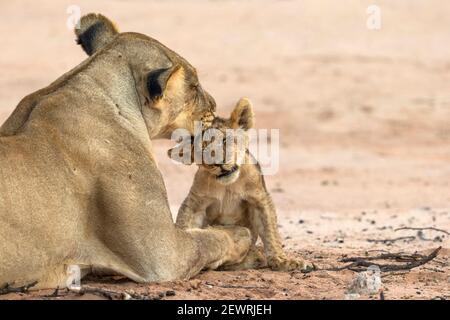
[253,198,314,272]
[176,191,213,229]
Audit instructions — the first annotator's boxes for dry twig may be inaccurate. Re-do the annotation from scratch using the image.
[394,227,449,235]
[205,282,269,290]
[366,236,415,244]
[0,281,38,295]
[340,251,424,263]
[70,286,165,300]
[327,247,441,272]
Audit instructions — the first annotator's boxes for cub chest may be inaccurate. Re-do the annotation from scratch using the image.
[204,188,250,226]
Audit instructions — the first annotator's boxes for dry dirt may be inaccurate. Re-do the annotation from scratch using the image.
[0,0,449,300]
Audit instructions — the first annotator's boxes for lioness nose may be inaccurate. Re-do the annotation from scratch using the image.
[221,164,234,171]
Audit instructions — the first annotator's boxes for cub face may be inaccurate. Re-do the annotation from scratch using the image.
[169,98,254,185]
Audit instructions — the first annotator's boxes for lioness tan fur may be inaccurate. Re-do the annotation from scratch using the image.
[0,13,251,290]
[169,98,313,271]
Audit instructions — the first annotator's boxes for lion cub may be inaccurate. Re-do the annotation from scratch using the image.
[169,98,313,271]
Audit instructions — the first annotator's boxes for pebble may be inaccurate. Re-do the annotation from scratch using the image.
[166,290,176,297]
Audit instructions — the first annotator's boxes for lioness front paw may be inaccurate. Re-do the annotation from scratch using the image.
[214,225,252,267]
[221,246,267,271]
[267,256,315,272]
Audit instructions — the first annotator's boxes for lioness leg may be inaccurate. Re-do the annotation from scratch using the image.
[92,164,251,282]
[220,246,267,271]
[179,226,252,277]
[87,219,252,282]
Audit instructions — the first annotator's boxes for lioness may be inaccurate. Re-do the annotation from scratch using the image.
[168,98,313,271]
[0,13,251,290]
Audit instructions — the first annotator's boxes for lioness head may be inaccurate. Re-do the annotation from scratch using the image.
[168,98,254,185]
[75,13,216,138]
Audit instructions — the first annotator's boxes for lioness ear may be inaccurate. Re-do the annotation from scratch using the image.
[75,13,119,56]
[146,65,182,101]
[230,98,254,130]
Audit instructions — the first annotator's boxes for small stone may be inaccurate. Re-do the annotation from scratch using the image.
[166,290,176,297]
[122,293,132,300]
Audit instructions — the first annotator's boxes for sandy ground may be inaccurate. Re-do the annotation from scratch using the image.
[0,0,449,300]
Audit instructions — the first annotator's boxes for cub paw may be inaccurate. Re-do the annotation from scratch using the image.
[267,256,315,272]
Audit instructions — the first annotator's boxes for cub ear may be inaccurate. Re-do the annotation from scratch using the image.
[146,65,182,102]
[75,13,119,56]
[230,98,254,130]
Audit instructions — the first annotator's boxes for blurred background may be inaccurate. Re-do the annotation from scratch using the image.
[0,0,449,238]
